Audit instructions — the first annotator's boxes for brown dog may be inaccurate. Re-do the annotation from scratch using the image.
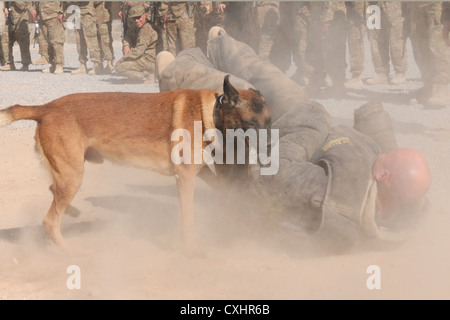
[0,76,271,250]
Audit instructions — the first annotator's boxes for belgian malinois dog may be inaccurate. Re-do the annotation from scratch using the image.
[0,76,271,251]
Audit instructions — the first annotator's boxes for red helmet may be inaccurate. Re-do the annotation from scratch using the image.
[373,148,431,217]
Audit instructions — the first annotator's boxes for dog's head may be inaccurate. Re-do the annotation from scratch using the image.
[213,75,271,133]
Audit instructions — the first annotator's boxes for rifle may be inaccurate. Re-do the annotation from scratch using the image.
[150,2,155,24]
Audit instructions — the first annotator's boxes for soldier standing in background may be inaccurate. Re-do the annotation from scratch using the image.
[270,2,313,85]
[157,1,195,56]
[344,1,366,89]
[309,1,347,94]
[222,2,260,53]
[94,1,114,72]
[1,1,32,71]
[406,1,450,108]
[255,1,279,61]
[32,14,50,66]
[70,1,102,75]
[115,4,157,83]
[0,1,6,65]
[366,1,408,85]
[193,1,225,54]
[30,1,65,74]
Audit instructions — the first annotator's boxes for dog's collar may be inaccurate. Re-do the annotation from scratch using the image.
[218,94,224,105]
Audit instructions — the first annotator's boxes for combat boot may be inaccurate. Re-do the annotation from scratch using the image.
[344,76,364,89]
[390,73,406,85]
[105,60,114,73]
[1,63,15,71]
[42,64,56,73]
[426,84,450,109]
[71,63,87,75]
[144,72,155,84]
[53,64,64,74]
[33,56,48,65]
[19,64,29,71]
[88,62,103,75]
[366,73,388,85]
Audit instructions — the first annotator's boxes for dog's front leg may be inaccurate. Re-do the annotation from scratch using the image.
[175,165,197,251]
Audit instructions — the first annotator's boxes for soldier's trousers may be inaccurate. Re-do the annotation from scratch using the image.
[1,20,31,66]
[347,2,367,78]
[367,2,407,75]
[115,56,155,80]
[75,13,101,64]
[256,3,280,61]
[97,21,114,62]
[409,4,450,85]
[41,17,65,66]
[162,13,196,56]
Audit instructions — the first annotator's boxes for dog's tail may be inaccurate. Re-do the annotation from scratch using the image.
[0,105,44,127]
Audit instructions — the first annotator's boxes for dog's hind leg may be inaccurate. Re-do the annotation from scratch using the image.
[175,165,198,251]
[35,120,85,250]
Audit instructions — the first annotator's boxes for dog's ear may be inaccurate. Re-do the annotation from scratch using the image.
[222,75,239,107]
[213,93,224,130]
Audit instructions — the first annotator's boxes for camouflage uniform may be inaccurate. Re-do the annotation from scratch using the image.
[309,1,348,91]
[70,1,102,74]
[116,6,158,81]
[255,1,279,61]
[0,1,5,65]
[157,2,196,56]
[222,1,260,53]
[94,1,114,70]
[344,1,366,88]
[367,1,408,85]
[33,2,65,73]
[119,1,150,41]
[406,1,450,107]
[1,1,32,71]
[193,1,225,54]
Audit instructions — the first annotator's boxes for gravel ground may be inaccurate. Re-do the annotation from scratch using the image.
[0,36,450,300]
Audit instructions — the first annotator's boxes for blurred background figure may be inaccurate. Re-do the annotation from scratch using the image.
[366,1,408,85]
[406,1,450,108]
[1,1,32,71]
[30,1,65,74]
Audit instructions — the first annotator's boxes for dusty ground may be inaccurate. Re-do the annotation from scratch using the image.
[0,38,449,301]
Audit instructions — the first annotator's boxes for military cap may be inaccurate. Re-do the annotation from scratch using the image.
[128,5,146,18]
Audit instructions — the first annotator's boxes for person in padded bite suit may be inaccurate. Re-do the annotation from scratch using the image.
[156,26,431,248]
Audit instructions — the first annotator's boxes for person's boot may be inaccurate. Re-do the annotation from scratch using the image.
[105,60,114,73]
[366,73,389,85]
[1,63,15,71]
[71,63,87,75]
[390,72,406,85]
[144,72,155,84]
[344,76,364,89]
[33,56,48,65]
[425,83,450,109]
[19,64,29,71]
[53,64,64,74]
[42,64,56,73]
[88,62,103,75]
